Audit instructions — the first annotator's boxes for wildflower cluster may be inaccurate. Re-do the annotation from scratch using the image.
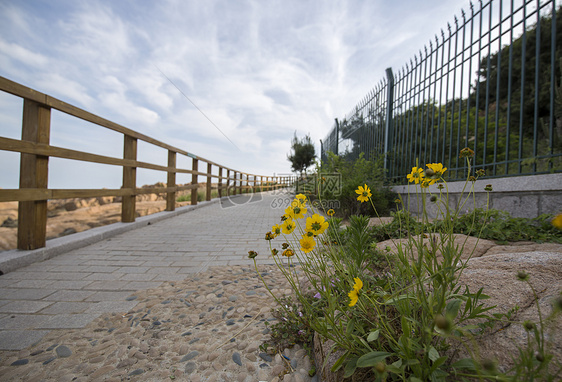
[250,148,562,381]
[406,163,447,188]
[263,193,330,255]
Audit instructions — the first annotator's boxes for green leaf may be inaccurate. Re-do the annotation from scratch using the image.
[409,377,423,382]
[429,356,448,373]
[445,299,461,319]
[343,357,358,378]
[403,358,420,366]
[330,351,349,372]
[385,293,416,305]
[451,358,477,371]
[356,351,392,368]
[428,346,440,362]
[430,368,449,380]
[386,364,402,374]
[346,318,355,336]
[367,329,380,342]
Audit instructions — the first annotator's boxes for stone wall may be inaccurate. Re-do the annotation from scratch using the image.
[392,173,562,219]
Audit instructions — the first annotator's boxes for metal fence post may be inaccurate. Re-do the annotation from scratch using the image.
[384,67,395,172]
[334,118,340,156]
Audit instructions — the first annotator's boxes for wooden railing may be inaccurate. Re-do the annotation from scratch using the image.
[0,76,293,250]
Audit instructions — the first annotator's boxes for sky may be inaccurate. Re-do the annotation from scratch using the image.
[0,0,469,189]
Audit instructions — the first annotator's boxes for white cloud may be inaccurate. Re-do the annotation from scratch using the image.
[0,38,49,68]
[35,73,95,109]
[0,0,477,188]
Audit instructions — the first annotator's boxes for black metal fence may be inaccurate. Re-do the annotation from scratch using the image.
[321,0,561,184]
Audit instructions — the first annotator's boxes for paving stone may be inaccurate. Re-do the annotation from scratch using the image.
[83,281,133,291]
[0,301,53,314]
[0,314,52,330]
[9,280,55,289]
[0,330,51,350]
[123,281,163,290]
[1,288,57,300]
[84,300,139,314]
[39,302,94,314]
[43,290,96,302]
[84,291,134,302]
[37,314,99,329]
[42,280,93,290]
[82,273,124,281]
[118,273,158,281]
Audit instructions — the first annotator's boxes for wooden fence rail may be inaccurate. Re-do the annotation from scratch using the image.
[0,76,293,250]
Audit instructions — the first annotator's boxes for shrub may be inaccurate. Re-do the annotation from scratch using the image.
[319,152,396,218]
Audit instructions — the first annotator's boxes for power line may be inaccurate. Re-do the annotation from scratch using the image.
[154,64,241,151]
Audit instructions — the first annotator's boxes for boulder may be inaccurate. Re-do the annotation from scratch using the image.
[449,251,562,373]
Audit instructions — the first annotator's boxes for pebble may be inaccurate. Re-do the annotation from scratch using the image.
[180,351,199,362]
[55,346,72,358]
[11,359,29,366]
[0,265,316,381]
[232,352,242,366]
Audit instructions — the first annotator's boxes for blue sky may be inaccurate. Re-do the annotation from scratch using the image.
[0,0,468,189]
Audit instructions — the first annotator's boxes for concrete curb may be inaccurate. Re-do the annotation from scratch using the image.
[0,196,238,275]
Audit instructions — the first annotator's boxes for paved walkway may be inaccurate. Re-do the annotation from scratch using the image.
[0,190,293,351]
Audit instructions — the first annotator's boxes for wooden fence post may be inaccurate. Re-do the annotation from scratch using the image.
[233,172,237,195]
[122,135,137,222]
[166,150,176,211]
[191,158,198,205]
[218,167,223,198]
[17,100,51,250]
[226,169,230,196]
[206,163,212,201]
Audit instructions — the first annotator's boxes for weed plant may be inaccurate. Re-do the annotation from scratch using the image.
[369,208,562,244]
[250,148,562,381]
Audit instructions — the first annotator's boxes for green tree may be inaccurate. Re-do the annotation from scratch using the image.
[287,132,316,175]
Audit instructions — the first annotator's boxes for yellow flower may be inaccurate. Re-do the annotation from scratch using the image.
[300,235,316,253]
[271,224,282,237]
[426,163,447,178]
[281,218,296,234]
[285,199,307,219]
[327,209,335,216]
[552,213,562,230]
[348,277,363,307]
[295,193,307,201]
[282,248,294,257]
[420,178,435,188]
[355,184,371,203]
[306,214,329,235]
[407,167,424,184]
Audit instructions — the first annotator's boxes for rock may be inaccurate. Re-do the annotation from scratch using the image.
[180,351,199,362]
[184,362,196,374]
[259,352,272,362]
[61,228,77,236]
[447,251,562,371]
[232,352,242,366]
[1,217,17,228]
[55,345,72,358]
[10,359,29,366]
[128,369,144,376]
